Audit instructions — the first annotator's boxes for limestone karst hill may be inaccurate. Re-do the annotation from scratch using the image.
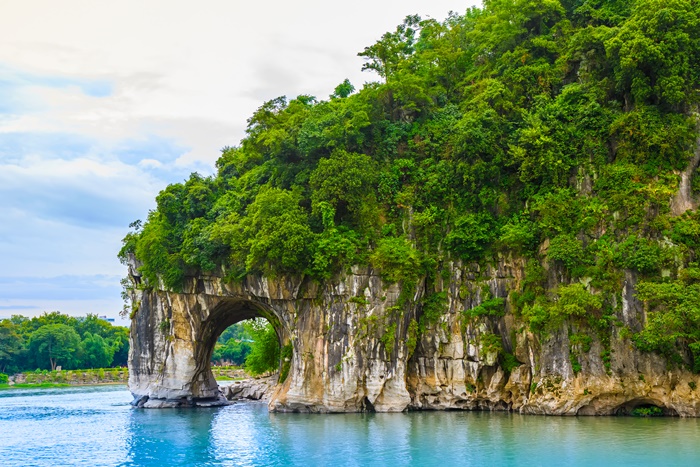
[123,0,700,414]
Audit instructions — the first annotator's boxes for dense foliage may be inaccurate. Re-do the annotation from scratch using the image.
[211,322,252,366]
[121,1,700,370]
[0,313,129,373]
[211,321,281,375]
[241,320,282,375]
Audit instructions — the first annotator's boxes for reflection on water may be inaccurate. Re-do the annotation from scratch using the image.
[1,386,699,466]
[123,407,218,466]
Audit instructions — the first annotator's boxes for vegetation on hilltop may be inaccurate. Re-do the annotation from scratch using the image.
[121,1,700,370]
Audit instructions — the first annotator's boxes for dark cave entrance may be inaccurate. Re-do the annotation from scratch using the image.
[614,399,678,417]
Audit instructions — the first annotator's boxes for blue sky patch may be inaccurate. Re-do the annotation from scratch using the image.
[0,131,94,161]
[0,275,122,301]
[0,63,113,114]
[113,134,189,166]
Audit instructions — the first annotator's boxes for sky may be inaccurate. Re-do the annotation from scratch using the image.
[0,0,476,325]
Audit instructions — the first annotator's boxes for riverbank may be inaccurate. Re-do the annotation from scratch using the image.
[0,365,248,390]
[0,382,72,390]
[6,368,128,387]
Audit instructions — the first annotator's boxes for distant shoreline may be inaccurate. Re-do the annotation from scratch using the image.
[1,367,245,391]
[0,381,127,390]
[6,367,129,387]
[1,381,249,392]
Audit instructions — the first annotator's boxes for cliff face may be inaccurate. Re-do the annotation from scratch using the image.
[127,256,700,416]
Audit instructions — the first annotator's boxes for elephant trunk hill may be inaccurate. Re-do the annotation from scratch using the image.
[123,0,700,415]
[127,255,700,415]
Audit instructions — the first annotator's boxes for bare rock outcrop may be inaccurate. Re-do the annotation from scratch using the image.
[221,375,277,401]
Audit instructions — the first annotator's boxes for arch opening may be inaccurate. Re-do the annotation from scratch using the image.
[211,318,279,381]
[192,298,292,403]
[614,398,678,417]
[211,322,253,369]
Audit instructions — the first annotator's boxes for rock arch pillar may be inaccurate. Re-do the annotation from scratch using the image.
[127,278,293,408]
[127,267,415,412]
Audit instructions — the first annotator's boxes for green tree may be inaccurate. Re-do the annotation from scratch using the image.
[370,236,422,284]
[81,332,114,369]
[243,320,280,375]
[331,78,355,99]
[245,188,315,276]
[310,150,379,231]
[445,213,495,260]
[358,15,421,79]
[29,324,81,371]
[217,323,249,343]
[212,339,251,366]
[0,322,23,373]
[633,267,700,369]
[109,327,130,367]
[605,0,700,108]
[75,314,114,339]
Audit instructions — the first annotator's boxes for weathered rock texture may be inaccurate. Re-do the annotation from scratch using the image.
[221,375,277,401]
[671,120,700,216]
[127,254,700,416]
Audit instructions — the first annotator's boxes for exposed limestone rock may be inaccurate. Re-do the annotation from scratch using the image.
[127,255,700,416]
[221,375,277,401]
[670,121,700,216]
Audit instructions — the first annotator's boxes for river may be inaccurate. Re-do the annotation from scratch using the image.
[1,385,699,466]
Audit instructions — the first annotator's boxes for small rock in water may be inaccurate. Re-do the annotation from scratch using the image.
[221,375,277,401]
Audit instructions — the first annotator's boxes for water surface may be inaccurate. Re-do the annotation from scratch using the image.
[1,385,698,466]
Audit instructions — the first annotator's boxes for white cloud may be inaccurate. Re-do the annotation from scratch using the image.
[0,0,474,160]
[0,0,477,319]
[138,158,164,169]
[0,155,161,222]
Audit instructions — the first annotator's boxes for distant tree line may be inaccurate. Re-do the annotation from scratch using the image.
[211,322,251,366]
[212,320,280,375]
[0,312,129,373]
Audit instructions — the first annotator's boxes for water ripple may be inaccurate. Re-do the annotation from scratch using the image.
[1,387,700,466]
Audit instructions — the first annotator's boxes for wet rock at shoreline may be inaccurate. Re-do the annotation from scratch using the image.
[221,375,277,401]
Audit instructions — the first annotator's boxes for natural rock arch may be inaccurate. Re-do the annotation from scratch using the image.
[126,258,700,415]
[128,277,294,408]
[127,262,417,411]
[199,298,290,372]
[192,298,290,403]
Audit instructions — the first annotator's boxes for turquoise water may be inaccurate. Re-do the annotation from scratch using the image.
[1,385,699,466]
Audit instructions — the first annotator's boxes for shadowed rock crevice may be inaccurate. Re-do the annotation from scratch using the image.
[614,399,679,417]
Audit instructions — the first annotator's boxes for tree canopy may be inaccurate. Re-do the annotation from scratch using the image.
[0,313,129,373]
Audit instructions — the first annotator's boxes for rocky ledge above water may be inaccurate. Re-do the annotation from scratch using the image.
[127,256,700,416]
[220,375,277,402]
